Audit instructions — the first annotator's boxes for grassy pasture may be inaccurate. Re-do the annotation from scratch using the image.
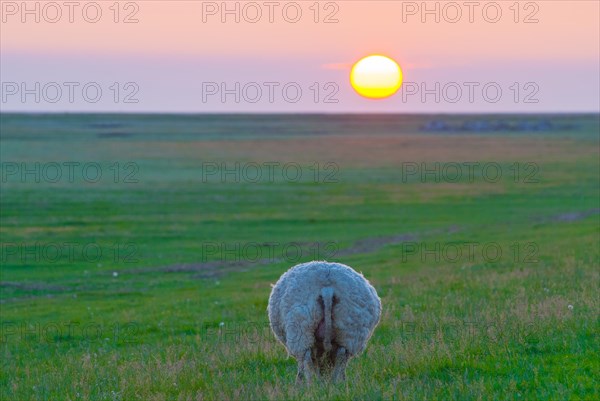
[1,114,598,400]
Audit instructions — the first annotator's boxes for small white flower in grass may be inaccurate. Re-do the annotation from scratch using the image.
[568,304,574,310]
[543,287,549,293]
[219,322,225,327]
[112,272,118,277]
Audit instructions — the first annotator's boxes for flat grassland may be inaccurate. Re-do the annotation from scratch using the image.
[1,114,598,400]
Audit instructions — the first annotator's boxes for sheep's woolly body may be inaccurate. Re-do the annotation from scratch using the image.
[267,261,382,382]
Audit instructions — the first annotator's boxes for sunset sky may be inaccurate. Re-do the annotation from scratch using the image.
[1,0,599,112]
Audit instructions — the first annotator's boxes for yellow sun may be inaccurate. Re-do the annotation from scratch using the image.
[350,55,403,99]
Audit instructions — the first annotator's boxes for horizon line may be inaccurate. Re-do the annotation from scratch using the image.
[1,111,599,116]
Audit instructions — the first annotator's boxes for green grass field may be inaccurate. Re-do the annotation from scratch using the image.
[1,114,599,400]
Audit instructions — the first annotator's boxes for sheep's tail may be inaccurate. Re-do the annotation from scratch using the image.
[321,287,334,352]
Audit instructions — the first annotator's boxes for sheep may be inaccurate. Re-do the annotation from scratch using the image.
[267,261,382,384]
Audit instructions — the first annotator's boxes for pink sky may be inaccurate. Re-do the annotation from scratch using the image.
[1,0,599,112]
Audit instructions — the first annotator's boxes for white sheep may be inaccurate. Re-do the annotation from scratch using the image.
[267,261,382,383]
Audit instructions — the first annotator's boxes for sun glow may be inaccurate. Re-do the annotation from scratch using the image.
[350,55,403,99]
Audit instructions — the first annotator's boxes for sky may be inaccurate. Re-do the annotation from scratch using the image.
[1,0,599,113]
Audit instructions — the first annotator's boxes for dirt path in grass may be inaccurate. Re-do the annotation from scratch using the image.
[2,209,597,302]
[128,226,460,278]
[145,208,599,278]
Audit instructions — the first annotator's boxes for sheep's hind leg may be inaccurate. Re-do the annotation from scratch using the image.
[296,349,317,384]
[332,347,349,383]
[296,361,305,384]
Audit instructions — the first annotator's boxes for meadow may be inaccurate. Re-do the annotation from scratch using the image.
[1,113,598,400]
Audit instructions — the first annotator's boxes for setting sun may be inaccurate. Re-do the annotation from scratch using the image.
[350,55,403,99]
